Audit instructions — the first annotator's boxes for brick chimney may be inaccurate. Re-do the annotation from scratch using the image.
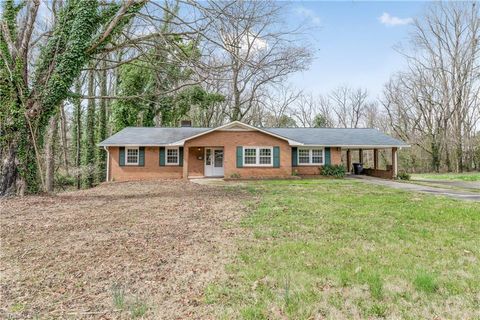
[180,120,192,127]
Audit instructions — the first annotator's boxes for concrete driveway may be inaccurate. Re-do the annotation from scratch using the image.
[411,178,480,191]
[349,175,480,201]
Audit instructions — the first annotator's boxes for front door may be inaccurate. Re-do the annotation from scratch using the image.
[205,148,224,177]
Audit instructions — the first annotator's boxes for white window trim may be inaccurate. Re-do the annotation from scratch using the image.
[298,148,325,166]
[165,147,179,165]
[125,147,139,165]
[243,146,273,167]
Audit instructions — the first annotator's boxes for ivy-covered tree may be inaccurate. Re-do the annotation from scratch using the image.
[0,0,145,195]
[83,66,96,188]
[111,4,224,131]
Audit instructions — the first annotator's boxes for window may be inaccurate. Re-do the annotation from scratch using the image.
[259,148,272,165]
[126,147,139,165]
[298,148,324,165]
[298,149,310,164]
[243,147,273,166]
[166,147,179,165]
[244,148,257,165]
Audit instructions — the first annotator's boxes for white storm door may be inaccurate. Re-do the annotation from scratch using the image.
[205,148,224,177]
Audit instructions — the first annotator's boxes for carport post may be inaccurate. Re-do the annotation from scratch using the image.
[346,149,351,172]
[359,149,363,164]
[373,148,378,170]
[392,147,398,178]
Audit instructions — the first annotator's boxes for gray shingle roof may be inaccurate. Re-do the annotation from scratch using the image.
[264,128,409,147]
[98,126,409,147]
[98,127,210,146]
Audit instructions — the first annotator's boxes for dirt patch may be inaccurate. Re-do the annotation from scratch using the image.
[0,180,251,319]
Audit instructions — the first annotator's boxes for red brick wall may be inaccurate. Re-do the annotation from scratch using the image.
[184,130,292,179]
[108,147,182,181]
[294,147,342,176]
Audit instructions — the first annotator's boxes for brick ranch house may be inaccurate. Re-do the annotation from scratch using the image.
[98,121,409,181]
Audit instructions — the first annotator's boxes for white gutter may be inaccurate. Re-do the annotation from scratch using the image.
[104,146,110,182]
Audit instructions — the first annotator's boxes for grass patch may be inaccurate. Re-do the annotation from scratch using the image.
[209,179,480,319]
[412,172,480,181]
[110,285,149,318]
[414,272,438,293]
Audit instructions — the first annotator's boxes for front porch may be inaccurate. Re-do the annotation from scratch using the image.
[183,146,225,179]
[344,147,398,179]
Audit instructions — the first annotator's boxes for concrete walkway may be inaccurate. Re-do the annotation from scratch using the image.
[348,175,480,201]
[189,178,246,187]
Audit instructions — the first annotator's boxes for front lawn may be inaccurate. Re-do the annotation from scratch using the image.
[412,172,480,181]
[207,180,480,319]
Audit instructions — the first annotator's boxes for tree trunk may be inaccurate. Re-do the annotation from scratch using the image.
[72,79,83,189]
[60,103,69,175]
[0,146,20,196]
[97,60,108,182]
[84,66,97,188]
[45,115,58,192]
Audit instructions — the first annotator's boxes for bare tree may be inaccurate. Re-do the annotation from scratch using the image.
[383,1,480,172]
[330,86,368,128]
[203,0,313,122]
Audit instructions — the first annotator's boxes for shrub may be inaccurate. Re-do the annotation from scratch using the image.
[320,164,346,178]
[397,171,411,180]
[54,173,75,190]
[230,172,241,179]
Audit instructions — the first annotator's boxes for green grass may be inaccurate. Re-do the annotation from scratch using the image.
[412,172,480,181]
[207,179,480,319]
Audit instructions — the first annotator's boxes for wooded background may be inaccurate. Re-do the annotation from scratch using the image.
[1,0,479,195]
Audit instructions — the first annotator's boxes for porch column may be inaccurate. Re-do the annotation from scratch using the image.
[183,146,189,179]
[346,149,351,172]
[373,149,379,170]
[392,147,398,178]
[359,149,363,164]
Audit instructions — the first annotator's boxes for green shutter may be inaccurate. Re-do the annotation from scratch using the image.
[291,147,298,167]
[139,147,145,166]
[159,147,165,166]
[236,146,243,168]
[179,147,184,167]
[325,147,331,165]
[273,146,280,168]
[119,147,125,166]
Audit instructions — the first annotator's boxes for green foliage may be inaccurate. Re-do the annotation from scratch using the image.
[230,172,241,179]
[414,272,438,293]
[0,0,145,193]
[320,164,346,178]
[396,171,411,180]
[83,68,96,188]
[54,172,75,190]
[313,114,330,128]
[111,4,223,131]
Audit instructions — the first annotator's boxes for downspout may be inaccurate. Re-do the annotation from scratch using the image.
[104,146,110,182]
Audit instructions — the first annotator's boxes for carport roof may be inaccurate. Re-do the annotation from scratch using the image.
[98,122,409,148]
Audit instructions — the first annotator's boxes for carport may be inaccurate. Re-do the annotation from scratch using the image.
[344,146,399,179]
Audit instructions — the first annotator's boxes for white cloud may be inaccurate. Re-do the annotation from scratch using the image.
[295,6,321,26]
[378,12,413,27]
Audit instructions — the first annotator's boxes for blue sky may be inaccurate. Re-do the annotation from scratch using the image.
[287,1,428,98]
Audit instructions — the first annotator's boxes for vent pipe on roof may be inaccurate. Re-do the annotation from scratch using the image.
[180,120,192,127]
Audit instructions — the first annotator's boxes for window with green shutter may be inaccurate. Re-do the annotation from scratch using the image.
[236,146,243,168]
[273,146,280,168]
[159,147,165,166]
[119,147,125,166]
[139,147,145,166]
[291,147,298,167]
